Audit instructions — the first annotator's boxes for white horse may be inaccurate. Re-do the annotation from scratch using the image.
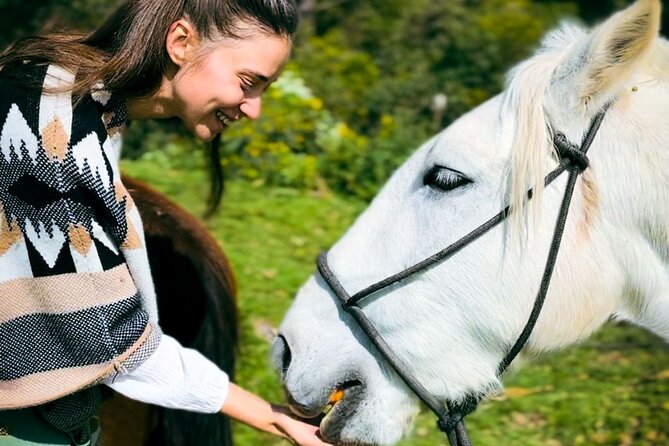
[273,0,668,444]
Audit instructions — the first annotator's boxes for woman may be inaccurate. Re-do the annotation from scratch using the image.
[0,1,330,445]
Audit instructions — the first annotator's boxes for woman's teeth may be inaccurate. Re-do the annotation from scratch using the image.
[216,110,233,126]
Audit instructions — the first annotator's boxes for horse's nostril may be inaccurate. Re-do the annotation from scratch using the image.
[271,334,292,376]
[282,339,292,375]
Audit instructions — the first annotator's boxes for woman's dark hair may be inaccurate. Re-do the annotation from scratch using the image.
[0,0,299,214]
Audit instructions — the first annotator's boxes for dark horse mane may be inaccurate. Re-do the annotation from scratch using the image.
[100,176,238,446]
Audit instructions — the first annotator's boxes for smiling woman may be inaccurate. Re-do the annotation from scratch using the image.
[126,22,291,142]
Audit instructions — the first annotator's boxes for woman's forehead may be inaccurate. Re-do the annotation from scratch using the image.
[207,34,291,76]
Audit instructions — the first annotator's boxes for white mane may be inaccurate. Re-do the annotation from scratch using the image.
[502,23,585,232]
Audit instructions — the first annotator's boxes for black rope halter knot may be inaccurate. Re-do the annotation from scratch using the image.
[436,410,467,435]
[554,132,590,173]
[437,396,479,434]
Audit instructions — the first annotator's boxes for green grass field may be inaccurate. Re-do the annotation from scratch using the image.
[122,159,668,446]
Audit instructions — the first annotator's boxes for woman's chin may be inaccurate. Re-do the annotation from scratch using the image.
[194,128,218,142]
[191,121,224,142]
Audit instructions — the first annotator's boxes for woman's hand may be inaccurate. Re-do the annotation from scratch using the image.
[271,405,332,446]
[220,383,332,445]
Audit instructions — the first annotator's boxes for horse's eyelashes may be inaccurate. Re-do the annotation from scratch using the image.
[423,166,471,192]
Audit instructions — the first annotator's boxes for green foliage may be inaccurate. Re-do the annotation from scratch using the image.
[297,0,578,129]
[219,69,325,189]
[293,30,381,131]
[219,68,423,200]
[123,119,192,161]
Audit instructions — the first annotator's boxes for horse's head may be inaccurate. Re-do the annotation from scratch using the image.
[274,1,668,444]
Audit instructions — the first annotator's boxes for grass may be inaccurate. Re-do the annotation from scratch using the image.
[122,159,668,446]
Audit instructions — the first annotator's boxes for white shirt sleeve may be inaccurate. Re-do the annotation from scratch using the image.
[103,334,229,414]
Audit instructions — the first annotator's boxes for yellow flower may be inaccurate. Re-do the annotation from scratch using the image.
[337,123,357,139]
[380,114,395,126]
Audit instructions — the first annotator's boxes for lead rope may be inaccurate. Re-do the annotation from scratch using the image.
[317,106,610,446]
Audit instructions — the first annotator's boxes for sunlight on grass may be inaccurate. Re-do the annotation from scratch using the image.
[122,160,668,446]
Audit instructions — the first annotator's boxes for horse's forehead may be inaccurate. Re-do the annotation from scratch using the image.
[432,96,507,161]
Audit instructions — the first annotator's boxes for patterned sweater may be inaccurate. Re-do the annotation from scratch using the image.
[0,62,160,410]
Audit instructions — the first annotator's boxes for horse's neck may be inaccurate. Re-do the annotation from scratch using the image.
[596,82,669,259]
[589,79,669,340]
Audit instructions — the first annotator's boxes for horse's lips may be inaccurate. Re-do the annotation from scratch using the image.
[319,383,367,444]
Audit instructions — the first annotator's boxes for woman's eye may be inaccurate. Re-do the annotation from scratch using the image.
[423,166,472,192]
[240,77,256,92]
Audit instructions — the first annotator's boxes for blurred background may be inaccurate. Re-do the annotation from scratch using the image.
[1,1,667,445]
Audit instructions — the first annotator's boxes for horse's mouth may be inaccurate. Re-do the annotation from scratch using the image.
[287,378,373,444]
[316,379,370,445]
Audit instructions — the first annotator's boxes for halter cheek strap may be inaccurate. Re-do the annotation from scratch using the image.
[497,106,609,377]
[316,104,610,446]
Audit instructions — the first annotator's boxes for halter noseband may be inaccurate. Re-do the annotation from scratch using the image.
[316,105,610,446]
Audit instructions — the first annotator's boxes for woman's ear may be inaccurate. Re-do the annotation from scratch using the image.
[166,19,198,67]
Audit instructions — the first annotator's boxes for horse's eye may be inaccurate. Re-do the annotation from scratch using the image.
[423,166,472,192]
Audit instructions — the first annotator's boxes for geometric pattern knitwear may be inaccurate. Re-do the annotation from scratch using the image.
[0,62,161,409]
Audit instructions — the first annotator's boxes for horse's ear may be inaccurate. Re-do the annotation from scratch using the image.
[551,0,661,113]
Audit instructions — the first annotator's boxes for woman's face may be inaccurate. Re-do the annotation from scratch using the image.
[171,31,291,142]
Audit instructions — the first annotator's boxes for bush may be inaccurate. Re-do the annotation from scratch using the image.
[218,68,423,199]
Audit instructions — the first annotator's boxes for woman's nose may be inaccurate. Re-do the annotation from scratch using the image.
[240,96,262,120]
